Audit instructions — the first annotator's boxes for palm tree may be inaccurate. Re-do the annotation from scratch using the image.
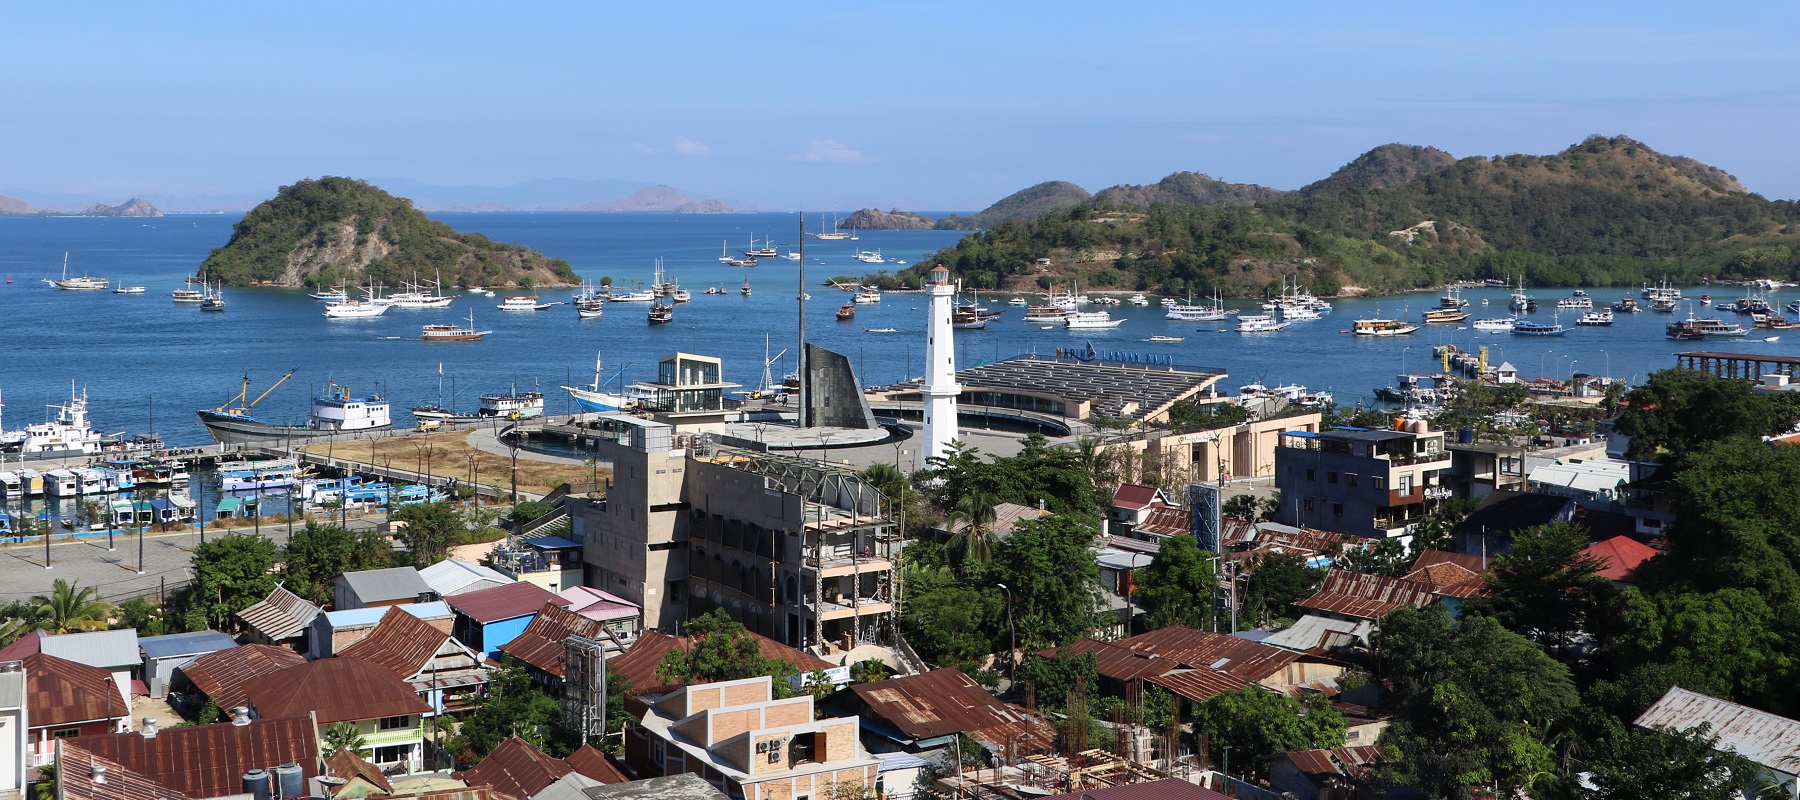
[858,463,908,508]
[30,579,113,633]
[946,492,998,568]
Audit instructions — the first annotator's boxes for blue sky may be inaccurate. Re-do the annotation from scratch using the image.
[4,2,1798,210]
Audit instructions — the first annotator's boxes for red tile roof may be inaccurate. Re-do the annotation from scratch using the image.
[56,742,195,800]
[563,744,630,784]
[497,602,607,678]
[609,630,835,696]
[338,606,453,679]
[853,668,1054,752]
[73,715,320,799]
[1042,779,1230,800]
[454,735,571,800]
[1113,627,1300,682]
[1111,484,1162,511]
[1583,535,1660,583]
[1296,570,1436,621]
[177,644,306,711]
[1145,669,1256,705]
[445,582,566,624]
[242,656,431,724]
[326,747,393,793]
[25,652,125,728]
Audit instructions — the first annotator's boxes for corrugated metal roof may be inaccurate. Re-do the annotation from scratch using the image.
[73,714,320,799]
[1146,669,1255,704]
[1040,639,1177,682]
[446,581,566,624]
[1136,506,1191,538]
[236,586,321,641]
[326,746,394,793]
[455,735,573,799]
[138,630,236,661]
[1114,626,1300,681]
[852,668,1053,748]
[340,566,433,604]
[25,653,124,728]
[582,774,729,800]
[1042,778,1230,799]
[324,600,453,628]
[337,606,461,680]
[564,744,630,785]
[0,668,24,710]
[177,643,306,711]
[420,558,517,597]
[41,629,140,669]
[1634,686,1800,774]
[558,586,641,623]
[242,656,432,723]
[1295,570,1436,621]
[524,536,583,550]
[499,603,611,679]
[1401,562,1487,599]
[1279,745,1385,783]
[57,742,196,800]
[1262,615,1372,656]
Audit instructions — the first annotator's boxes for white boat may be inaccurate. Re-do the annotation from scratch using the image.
[1008,297,1029,306]
[309,286,348,302]
[1352,317,1420,336]
[197,375,395,445]
[854,249,885,264]
[497,295,551,311]
[421,310,491,341]
[1146,335,1185,342]
[200,282,226,312]
[1577,310,1615,326]
[44,254,108,291]
[1556,296,1594,310]
[112,285,146,294]
[1129,294,1149,306]
[808,213,852,240]
[323,298,388,318]
[608,288,656,302]
[781,252,801,261]
[852,287,882,304]
[172,288,205,303]
[1472,317,1517,332]
[10,386,108,456]
[865,327,899,334]
[562,352,633,413]
[1236,315,1287,333]
[1279,305,1322,321]
[388,277,454,309]
[1023,306,1070,326]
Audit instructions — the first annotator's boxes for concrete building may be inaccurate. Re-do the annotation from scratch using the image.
[138,631,236,700]
[1274,425,1453,540]
[639,353,740,432]
[1104,411,1324,489]
[0,662,25,799]
[334,567,436,611]
[918,264,960,471]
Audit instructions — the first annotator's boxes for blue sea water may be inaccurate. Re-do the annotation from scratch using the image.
[0,212,1784,447]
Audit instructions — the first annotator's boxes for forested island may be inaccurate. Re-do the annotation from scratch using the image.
[197,177,578,288]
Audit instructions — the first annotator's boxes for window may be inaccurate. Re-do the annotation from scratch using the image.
[53,728,81,739]
[1373,476,1386,490]
[1346,473,1358,487]
[1332,503,1343,517]
[378,715,412,731]
[1398,474,1413,494]
[1327,472,1337,484]
[1305,469,1316,481]
[1303,499,1314,512]
[373,745,411,766]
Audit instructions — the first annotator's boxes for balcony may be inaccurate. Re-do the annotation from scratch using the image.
[804,547,894,578]
[814,594,895,620]
[1386,449,1450,466]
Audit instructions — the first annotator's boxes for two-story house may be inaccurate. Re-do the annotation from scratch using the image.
[241,656,432,773]
[1274,425,1453,541]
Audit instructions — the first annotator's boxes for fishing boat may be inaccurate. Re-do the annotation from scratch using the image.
[1146,335,1185,343]
[1421,308,1469,324]
[1613,297,1641,313]
[740,277,752,297]
[497,295,551,311]
[43,254,108,291]
[1576,310,1615,326]
[309,285,348,302]
[951,308,988,329]
[1472,317,1517,332]
[1023,306,1070,326]
[836,302,855,321]
[1512,316,1569,336]
[421,310,491,341]
[1237,314,1288,333]
[172,288,205,303]
[853,249,885,264]
[196,372,394,445]
[1352,317,1420,336]
[112,285,146,294]
[562,352,635,413]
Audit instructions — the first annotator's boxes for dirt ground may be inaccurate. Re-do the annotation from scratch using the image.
[301,430,607,498]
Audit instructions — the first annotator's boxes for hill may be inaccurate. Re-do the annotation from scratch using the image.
[197,177,577,288]
[1296,144,1457,197]
[934,181,1091,230]
[1094,172,1286,208]
[0,195,41,215]
[842,208,933,230]
[574,185,733,212]
[80,197,161,217]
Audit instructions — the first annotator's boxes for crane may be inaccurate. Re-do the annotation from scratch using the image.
[213,369,298,416]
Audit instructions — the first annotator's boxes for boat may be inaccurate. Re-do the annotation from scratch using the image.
[1512,317,1570,336]
[172,288,205,303]
[2,385,108,456]
[1508,277,1532,312]
[853,249,885,264]
[218,459,304,492]
[1146,335,1185,343]
[200,283,226,312]
[1690,316,1749,337]
[1280,305,1324,321]
[1128,294,1149,306]
[575,297,605,319]
[837,303,855,321]
[1437,287,1469,309]
[743,236,779,259]
[413,386,544,424]
[323,298,388,318]
[951,308,988,329]
[1166,291,1234,321]
[808,213,852,240]
[740,277,752,297]
[1352,317,1420,336]
[1008,297,1029,306]
[44,254,108,291]
[1556,296,1593,310]
[309,285,348,302]
[608,287,656,302]
[1577,310,1615,326]
[672,288,691,303]
[112,285,145,294]
[1472,317,1517,333]
[1650,297,1679,313]
[1023,306,1070,326]
[562,352,634,413]
[648,301,674,325]
[1613,297,1641,313]
[1237,315,1288,333]
[421,310,491,341]
[1420,308,1469,324]
[1665,319,1709,341]
[196,373,394,445]
[853,286,882,304]
[1065,311,1124,329]
[781,252,801,261]
[498,295,551,311]
[1645,279,1682,306]
[387,275,454,309]
[865,327,898,334]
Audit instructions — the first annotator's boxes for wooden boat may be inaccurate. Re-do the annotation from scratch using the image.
[422,311,491,341]
[837,303,855,321]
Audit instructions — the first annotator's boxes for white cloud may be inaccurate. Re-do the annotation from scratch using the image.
[672,135,710,157]
[788,139,867,163]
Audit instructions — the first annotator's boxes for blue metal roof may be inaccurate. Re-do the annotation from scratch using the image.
[139,630,237,660]
[524,535,582,550]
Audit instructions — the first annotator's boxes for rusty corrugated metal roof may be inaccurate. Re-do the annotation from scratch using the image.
[338,606,456,680]
[25,652,124,728]
[327,746,394,793]
[1037,639,1177,683]
[1295,570,1436,621]
[1401,562,1487,599]
[56,742,195,800]
[1135,506,1191,538]
[1635,686,1800,774]
[454,735,572,799]
[74,715,319,799]
[177,644,306,711]
[564,744,630,784]
[498,602,608,678]
[242,656,431,724]
[1145,669,1254,705]
[1280,745,1385,783]
[445,582,565,624]
[236,585,321,641]
[852,668,1054,750]
[1113,627,1300,682]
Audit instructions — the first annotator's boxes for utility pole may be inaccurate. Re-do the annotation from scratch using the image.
[797,212,808,428]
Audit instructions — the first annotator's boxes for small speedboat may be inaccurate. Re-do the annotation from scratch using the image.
[1146,335,1185,342]
[865,327,898,334]
[112,285,146,294]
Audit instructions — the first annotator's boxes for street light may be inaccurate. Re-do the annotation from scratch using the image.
[1600,349,1610,381]
[994,582,1018,682]
[1401,345,1411,375]
[1568,360,1579,382]
[1540,350,1553,381]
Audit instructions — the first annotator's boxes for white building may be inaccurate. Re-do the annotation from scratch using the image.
[918,264,960,471]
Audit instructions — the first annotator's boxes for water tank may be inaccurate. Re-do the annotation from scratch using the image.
[274,763,304,800]
[243,770,271,800]
[1393,417,1407,432]
[1413,420,1429,434]
[1459,427,1475,444]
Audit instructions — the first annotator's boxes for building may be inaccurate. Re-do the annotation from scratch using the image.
[1582,535,1660,586]
[638,353,740,431]
[22,654,129,767]
[1635,686,1800,798]
[33,630,138,713]
[1261,615,1372,659]
[1444,440,1527,501]
[1527,456,1631,509]
[170,644,305,721]
[626,676,881,800]
[419,559,516,597]
[1294,570,1437,625]
[1268,746,1385,800]
[498,602,623,690]
[235,585,322,648]
[1107,411,1325,489]
[66,714,320,800]
[580,775,728,800]
[453,736,626,800]
[324,747,394,797]
[0,662,26,799]
[338,606,491,716]
[570,417,693,633]
[137,631,236,700]
[1108,485,1174,536]
[335,566,437,610]
[241,657,434,773]
[557,586,644,642]
[491,536,586,593]
[1274,426,1453,540]
[850,668,1054,761]
[51,742,192,800]
[918,264,961,471]
[1041,779,1229,800]
[446,581,567,657]
[308,601,456,659]
[608,631,836,700]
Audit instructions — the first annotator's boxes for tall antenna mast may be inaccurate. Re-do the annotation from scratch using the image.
[797,211,808,427]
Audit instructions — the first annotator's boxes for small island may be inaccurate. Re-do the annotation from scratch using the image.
[197,177,578,288]
[842,208,933,230]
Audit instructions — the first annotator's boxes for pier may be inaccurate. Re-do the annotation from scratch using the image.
[1675,351,1800,382]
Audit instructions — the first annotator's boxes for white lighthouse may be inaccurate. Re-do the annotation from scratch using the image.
[919,264,961,471]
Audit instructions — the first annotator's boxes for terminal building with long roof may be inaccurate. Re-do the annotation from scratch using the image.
[871,351,1229,426]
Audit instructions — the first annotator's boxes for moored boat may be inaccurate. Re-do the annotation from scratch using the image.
[1237,314,1287,333]
[1512,317,1570,336]
[1421,308,1469,324]
[562,352,634,413]
[196,373,394,445]
[421,310,491,341]
[1576,310,1614,326]
[1352,317,1420,336]
[1064,311,1124,329]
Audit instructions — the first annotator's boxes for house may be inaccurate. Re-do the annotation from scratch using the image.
[607,630,837,700]
[850,668,1054,758]
[1444,440,1527,501]
[0,662,26,799]
[307,600,456,659]
[1634,686,1800,798]
[137,631,237,699]
[1040,779,1230,800]
[557,586,644,642]
[1294,570,1436,625]
[36,630,139,712]
[580,774,729,800]
[241,656,434,774]
[498,602,622,689]
[1131,505,1191,541]
[625,676,881,800]
[22,653,129,767]
[1582,535,1660,586]
[1401,551,1489,617]
[1261,615,1373,659]
[1040,639,1184,707]
[1111,626,1344,697]
[52,741,194,800]
[1268,745,1385,800]
[419,559,516,597]
[171,643,306,719]
[338,606,491,716]
[1527,456,1632,509]
[446,582,568,657]
[66,714,320,800]
[1274,426,1453,540]
[335,566,437,610]
[453,736,627,800]
[1108,484,1173,535]
[1450,490,1576,555]
[1101,411,1325,489]
[946,501,1053,541]
[491,536,586,593]
[235,585,322,648]
[323,747,394,797]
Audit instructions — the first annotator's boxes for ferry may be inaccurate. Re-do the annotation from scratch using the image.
[1556,296,1593,310]
[1064,311,1124,329]
[1689,316,1749,338]
[1236,314,1288,333]
[172,288,206,303]
[1576,310,1614,326]
[1665,319,1709,341]
[1512,317,1570,336]
[1,386,108,456]
[497,295,552,311]
[1421,308,1469,324]
[1352,318,1420,336]
[196,373,394,445]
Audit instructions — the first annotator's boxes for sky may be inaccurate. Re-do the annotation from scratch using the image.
[4,1,1799,211]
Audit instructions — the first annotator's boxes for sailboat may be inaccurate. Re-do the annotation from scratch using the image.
[648,258,675,325]
[741,276,752,297]
[562,352,633,413]
[44,253,109,291]
[808,213,851,240]
[721,240,757,267]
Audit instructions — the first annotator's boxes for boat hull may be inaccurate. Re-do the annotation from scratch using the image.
[196,410,393,446]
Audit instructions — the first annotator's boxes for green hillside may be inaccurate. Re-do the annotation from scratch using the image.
[934,181,1092,230]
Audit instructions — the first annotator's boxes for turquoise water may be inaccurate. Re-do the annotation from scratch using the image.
[0,212,1784,446]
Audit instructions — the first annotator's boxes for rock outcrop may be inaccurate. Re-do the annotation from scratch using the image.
[842,208,933,230]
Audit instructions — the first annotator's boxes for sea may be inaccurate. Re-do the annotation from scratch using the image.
[0,212,1783,449]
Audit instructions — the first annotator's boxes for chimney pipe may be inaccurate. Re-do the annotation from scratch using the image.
[231,706,252,726]
[90,765,107,785]
[141,717,157,738]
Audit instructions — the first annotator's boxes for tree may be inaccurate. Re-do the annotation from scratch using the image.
[655,610,800,691]
[1613,368,1800,461]
[1015,649,1098,713]
[189,533,278,631]
[389,501,464,566]
[323,721,366,753]
[115,596,178,637]
[945,492,998,569]
[1133,535,1216,630]
[1580,721,1757,800]
[1222,494,1258,522]
[1648,435,1800,607]
[923,436,1101,518]
[31,579,113,633]
[281,522,392,606]
[1373,607,1579,800]
[988,514,1102,649]
[1336,537,1409,577]
[508,500,555,525]
[1613,588,1795,714]
[1192,688,1345,778]
[851,659,893,684]
[452,656,572,761]
[1467,521,1612,658]
[1241,552,1323,625]
[897,564,997,667]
